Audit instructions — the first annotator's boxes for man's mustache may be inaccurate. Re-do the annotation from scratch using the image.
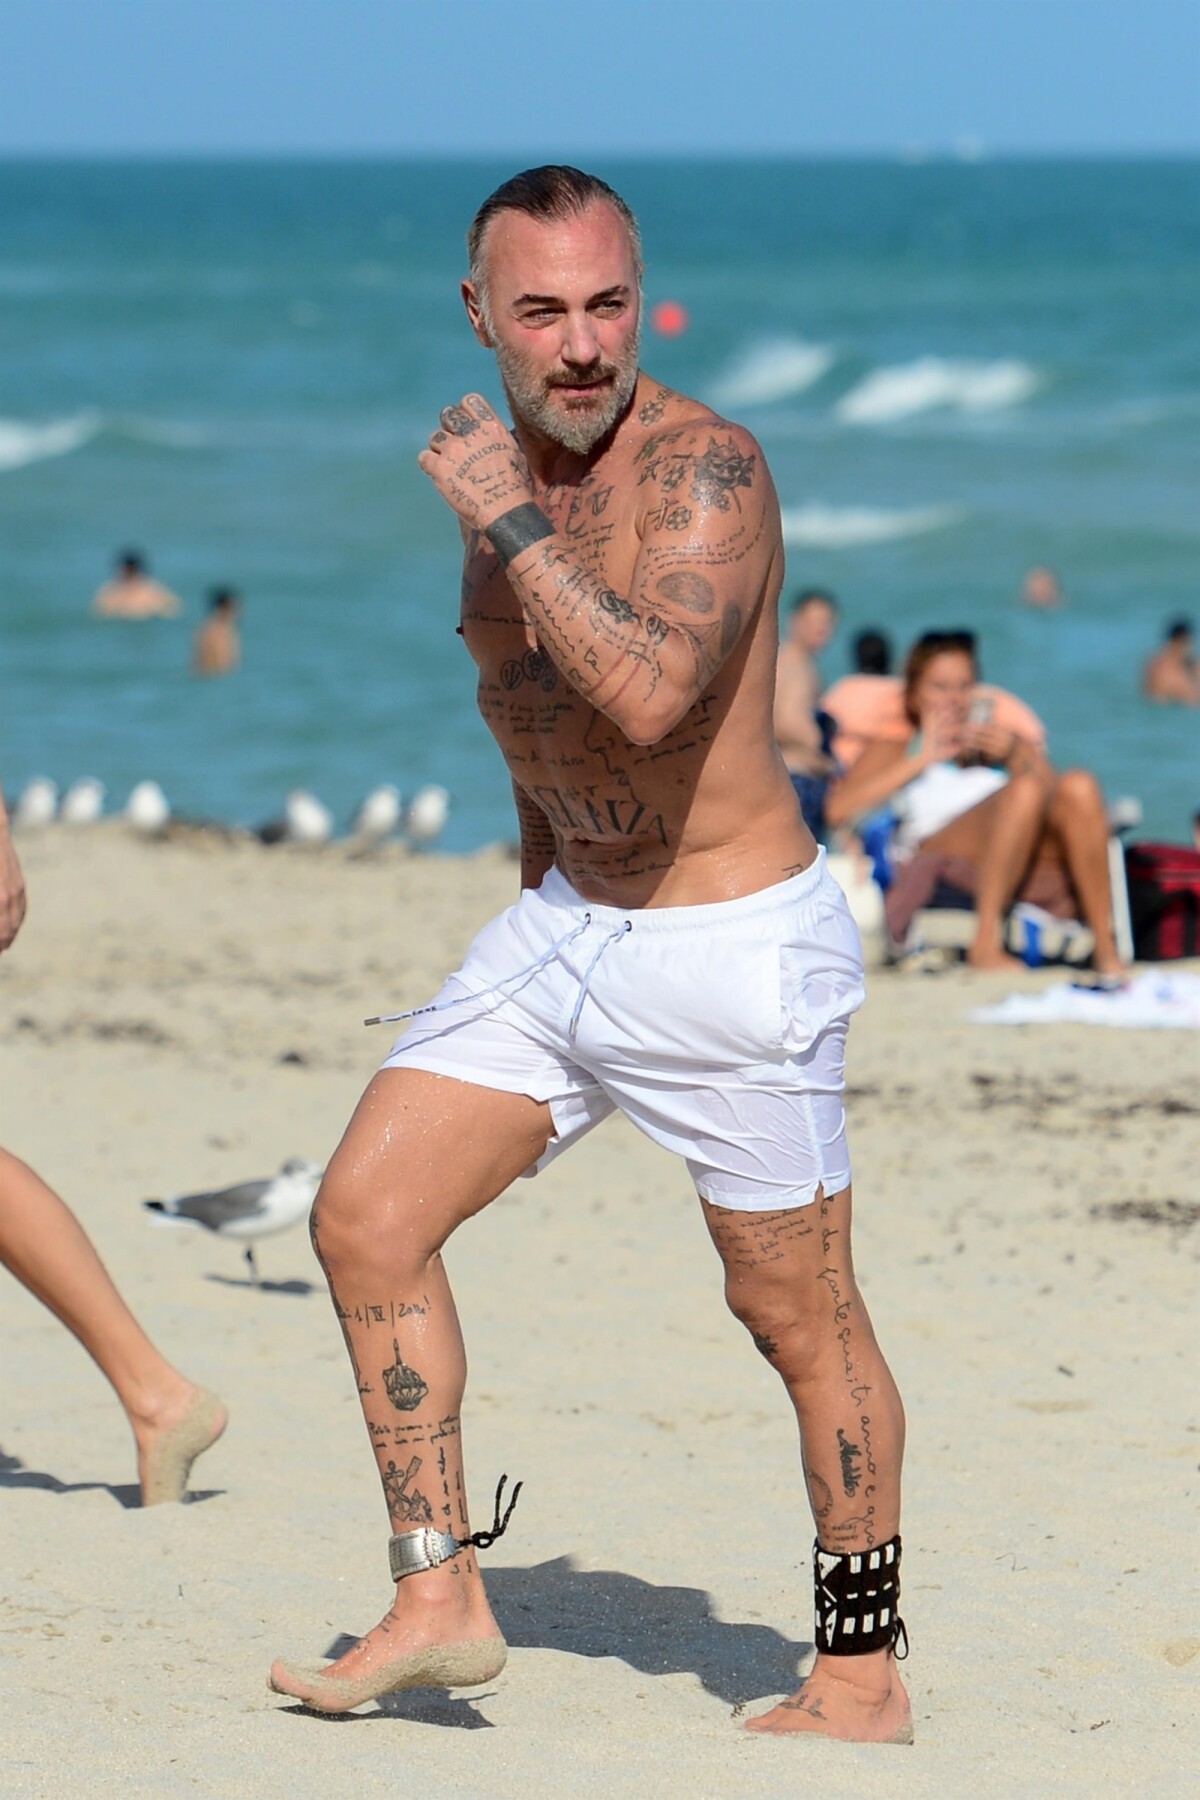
[545,367,619,389]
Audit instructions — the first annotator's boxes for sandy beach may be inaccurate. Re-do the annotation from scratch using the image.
[1,822,1196,1799]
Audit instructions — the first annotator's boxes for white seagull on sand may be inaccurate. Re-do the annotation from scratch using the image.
[351,783,401,842]
[60,777,106,824]
[13,777,59,826]
[285,789,334,844]
[403,784,449,848]
[143,1156,322,1284]
[125,779,171,833]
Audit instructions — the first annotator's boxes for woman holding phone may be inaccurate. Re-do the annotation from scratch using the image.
[825,631,1124,974]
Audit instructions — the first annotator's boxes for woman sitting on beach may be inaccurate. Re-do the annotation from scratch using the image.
[824,630,1124,974]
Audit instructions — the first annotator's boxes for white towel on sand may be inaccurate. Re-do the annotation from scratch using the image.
[970,970,1200,1029]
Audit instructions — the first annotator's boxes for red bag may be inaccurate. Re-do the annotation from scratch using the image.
[1125,841,1200,960]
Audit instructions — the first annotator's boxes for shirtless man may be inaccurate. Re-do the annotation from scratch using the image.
[191,588,241,675]
[774,589,839,829]
[91,550,182,619]
[269,166,910,1744]
[1142,618,1200,706]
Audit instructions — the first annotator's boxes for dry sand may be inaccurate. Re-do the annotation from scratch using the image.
[1,823,1197,1798]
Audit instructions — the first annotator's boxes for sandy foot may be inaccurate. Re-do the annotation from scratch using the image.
[745,1662,913,1743]
[270,1599,506,1714]
[137,1386,228,1506]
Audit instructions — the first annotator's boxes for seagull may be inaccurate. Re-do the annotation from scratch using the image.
[286,789,333,843]
[256,789,334,846]
[403,784,449,849]
[143,1156,322,1284]
[125,779,171,833]
[60,777,106,825]
[351,783,401,842]
[13,776,58,826]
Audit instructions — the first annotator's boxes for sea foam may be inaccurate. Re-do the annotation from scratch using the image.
[0,412,99,473]
[708,337,835,410]
[779,501,960,548]
[835,357,1039,425]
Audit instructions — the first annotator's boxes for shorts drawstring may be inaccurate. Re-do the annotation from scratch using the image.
[567,919,632,1039]
[365,913,631,1035]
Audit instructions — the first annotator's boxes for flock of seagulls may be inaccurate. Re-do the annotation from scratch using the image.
[9,775,449,847]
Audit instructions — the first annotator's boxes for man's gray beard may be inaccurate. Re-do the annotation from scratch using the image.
[492,330,641,456]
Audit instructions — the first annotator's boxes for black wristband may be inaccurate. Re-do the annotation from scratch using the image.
[486,502,555,568]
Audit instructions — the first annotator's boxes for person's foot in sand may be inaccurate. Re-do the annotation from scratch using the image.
[746,1650,912,1743]
[0,1147,227,1505]
[269,1561,506,1712]
[135,1381,227,1506]
[965,934,1026,972]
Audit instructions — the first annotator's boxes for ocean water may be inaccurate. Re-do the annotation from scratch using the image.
[1,157,1197,849]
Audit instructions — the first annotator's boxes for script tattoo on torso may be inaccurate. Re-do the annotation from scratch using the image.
[458,386,781,891]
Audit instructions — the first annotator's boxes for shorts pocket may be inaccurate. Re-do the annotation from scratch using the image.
[779,902,867,1055]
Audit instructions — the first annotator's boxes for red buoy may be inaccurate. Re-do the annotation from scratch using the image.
[650,299,689,337]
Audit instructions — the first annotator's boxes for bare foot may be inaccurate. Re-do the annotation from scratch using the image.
[133,1383,227,1505]
[269,1578,504,1714]
[966,939,1025,972]
[745,1655,912,1744]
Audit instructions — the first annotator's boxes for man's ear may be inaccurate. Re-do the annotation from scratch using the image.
[462,280,492,348]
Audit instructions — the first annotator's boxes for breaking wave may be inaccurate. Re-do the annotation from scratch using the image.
[0,412,100,473]
[835,357,1040,425]
[780,501,961,548]
[708,336,835,409]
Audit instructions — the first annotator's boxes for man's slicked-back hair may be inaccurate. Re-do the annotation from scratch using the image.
[467,164,643,293]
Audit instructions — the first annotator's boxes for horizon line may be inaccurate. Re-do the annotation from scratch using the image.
[0,147,1197,164]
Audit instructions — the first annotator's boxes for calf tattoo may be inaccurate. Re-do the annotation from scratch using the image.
[487,501,555,568]
[837,1427,863,1496]
[382,1455,434,1525]
[382,1338,429,1412]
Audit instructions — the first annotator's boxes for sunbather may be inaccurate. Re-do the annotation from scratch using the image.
[824,631,1123,974]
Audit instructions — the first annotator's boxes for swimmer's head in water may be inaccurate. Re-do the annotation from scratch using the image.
[463,165,643,456]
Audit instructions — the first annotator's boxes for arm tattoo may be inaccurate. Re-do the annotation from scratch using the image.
[487,501,556,568]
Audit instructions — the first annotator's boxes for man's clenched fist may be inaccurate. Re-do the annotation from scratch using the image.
[417,394,534,532]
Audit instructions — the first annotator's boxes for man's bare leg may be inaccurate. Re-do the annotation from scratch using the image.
[0,1148,226,1504]
[704,1185,912,1743]
[269,1067,554,1712]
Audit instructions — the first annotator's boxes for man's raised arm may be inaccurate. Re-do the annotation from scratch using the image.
[420,397,777,747]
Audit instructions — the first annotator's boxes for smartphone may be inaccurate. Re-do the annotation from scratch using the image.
[960,693,995,765]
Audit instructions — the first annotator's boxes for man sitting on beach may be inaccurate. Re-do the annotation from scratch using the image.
[270,166,911,1745]
[773,587,839,833]
[91,550,182,619]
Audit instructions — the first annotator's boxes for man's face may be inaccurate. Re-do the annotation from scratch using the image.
[465,203,641,456]
[792,600,836,653]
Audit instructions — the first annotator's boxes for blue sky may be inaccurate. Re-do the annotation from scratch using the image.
[2,0,1197,156]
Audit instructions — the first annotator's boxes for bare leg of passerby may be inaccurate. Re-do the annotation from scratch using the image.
[0,1147,226,1504]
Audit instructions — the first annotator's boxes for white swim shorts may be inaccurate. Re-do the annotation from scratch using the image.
[379,848,865,1212]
